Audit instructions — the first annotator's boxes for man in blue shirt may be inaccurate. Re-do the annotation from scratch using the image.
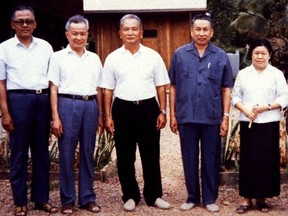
[169,13,233,213]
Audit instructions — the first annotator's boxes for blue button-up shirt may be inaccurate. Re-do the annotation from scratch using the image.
[169,42,233,124]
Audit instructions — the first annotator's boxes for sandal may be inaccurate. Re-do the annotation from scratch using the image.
[34,202,58,213]
[14,205,27,216]
[235,204,253,214]
[61,205,74,215]
[257,202,270,212]
[80,202,101,213]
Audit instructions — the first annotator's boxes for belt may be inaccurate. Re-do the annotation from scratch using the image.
[117,97,155,105]
[59,94,96,101]
[8,88,49,94]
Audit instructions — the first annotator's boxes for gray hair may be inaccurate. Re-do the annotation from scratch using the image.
[119,14,142,29]
[65,14,89,31]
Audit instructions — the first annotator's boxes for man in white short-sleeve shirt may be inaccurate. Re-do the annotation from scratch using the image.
[0,5,57,215]
[100,14,170,212]
[48,15,103,214]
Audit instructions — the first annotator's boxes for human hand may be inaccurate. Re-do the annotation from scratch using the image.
[51,118,63,138]
[220,117,229,136]
[156,113,167,130]
[169,116,178,134]
[105,116,115,135]
[245,105,258,128]
[1,113,14,132]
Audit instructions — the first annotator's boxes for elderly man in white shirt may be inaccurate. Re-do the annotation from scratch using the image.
[48,15,103,215]
[100,14,171,212]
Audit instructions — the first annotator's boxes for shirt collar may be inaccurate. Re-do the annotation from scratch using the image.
[120,43,143,55]
[12,34,36,48]
[250,63,273,73]
[187,41,217,57]
[65,44,89,57]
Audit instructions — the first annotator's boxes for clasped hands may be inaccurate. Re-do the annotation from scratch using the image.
[245,104,267,128]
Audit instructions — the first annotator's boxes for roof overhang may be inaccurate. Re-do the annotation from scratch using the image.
[83,0,207,13]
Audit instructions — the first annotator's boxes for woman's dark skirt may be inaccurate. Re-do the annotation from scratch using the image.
[239,121,280,198]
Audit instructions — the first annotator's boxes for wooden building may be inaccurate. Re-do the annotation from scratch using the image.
[0,0,83,51]
[1,0,207,67]
[83,0,207,67]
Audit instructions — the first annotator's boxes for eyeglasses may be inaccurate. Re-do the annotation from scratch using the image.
[12,19,35,26]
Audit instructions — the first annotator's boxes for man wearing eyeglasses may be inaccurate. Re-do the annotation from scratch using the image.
[0,5,57,216]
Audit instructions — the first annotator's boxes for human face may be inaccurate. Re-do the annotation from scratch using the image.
[119,18,143,45]
[65,22,88,52]
[190,19,213,47]
[11,10,36,40]
[251,46,271,71]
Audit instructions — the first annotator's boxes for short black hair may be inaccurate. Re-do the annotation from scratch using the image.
[191,13,214,28]
[248,38,273,58]
[11,5,35,20]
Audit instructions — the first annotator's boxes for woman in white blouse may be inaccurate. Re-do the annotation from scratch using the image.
[232,38,288,214]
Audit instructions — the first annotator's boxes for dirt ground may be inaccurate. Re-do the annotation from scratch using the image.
[1,120,288,215]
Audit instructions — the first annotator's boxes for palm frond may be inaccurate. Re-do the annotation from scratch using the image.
[231,12,268,37]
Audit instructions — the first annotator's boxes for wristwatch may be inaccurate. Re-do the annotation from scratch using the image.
[223,112,230,118]
[160,110,167,115]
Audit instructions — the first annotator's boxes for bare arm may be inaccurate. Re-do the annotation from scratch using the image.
[50,81,62,138]
[156,85,167,130]
[103,89,114,135]
[235,101,278,123]
[220,87,231,136]
[96,87,104,135]
[169,84,178,134]
[0,80,13,132]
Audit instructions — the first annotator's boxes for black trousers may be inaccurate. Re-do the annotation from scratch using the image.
[239,121,280,198]
[112,97,163,206]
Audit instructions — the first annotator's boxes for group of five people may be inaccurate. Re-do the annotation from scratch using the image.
[0,4,287,216]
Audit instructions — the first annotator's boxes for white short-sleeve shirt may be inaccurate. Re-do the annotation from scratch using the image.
[100,44,170,101]
[0,35,53,90]
[48,45,103,96]
[232,64,288,123]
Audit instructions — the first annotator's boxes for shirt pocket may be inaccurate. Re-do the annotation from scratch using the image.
[179,66,192,80]
[206,66,222,103]
[207,64,222,84]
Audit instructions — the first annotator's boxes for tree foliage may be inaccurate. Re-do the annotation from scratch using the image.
[207,0,239,51]
[208,0,288,78]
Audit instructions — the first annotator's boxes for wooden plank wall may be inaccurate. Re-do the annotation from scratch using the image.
[88,12,193,69]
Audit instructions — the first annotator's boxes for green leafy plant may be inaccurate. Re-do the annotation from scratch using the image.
[94,130,115,171]
[224,121,240,171]
[0,134,9,170]
[0,129,115,173]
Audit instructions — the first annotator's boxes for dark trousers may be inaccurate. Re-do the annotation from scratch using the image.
[112,97,163,206]
[239,121,280,198]
[8,93,51,206]
[58,97,98,206]
[178,123,221,205]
